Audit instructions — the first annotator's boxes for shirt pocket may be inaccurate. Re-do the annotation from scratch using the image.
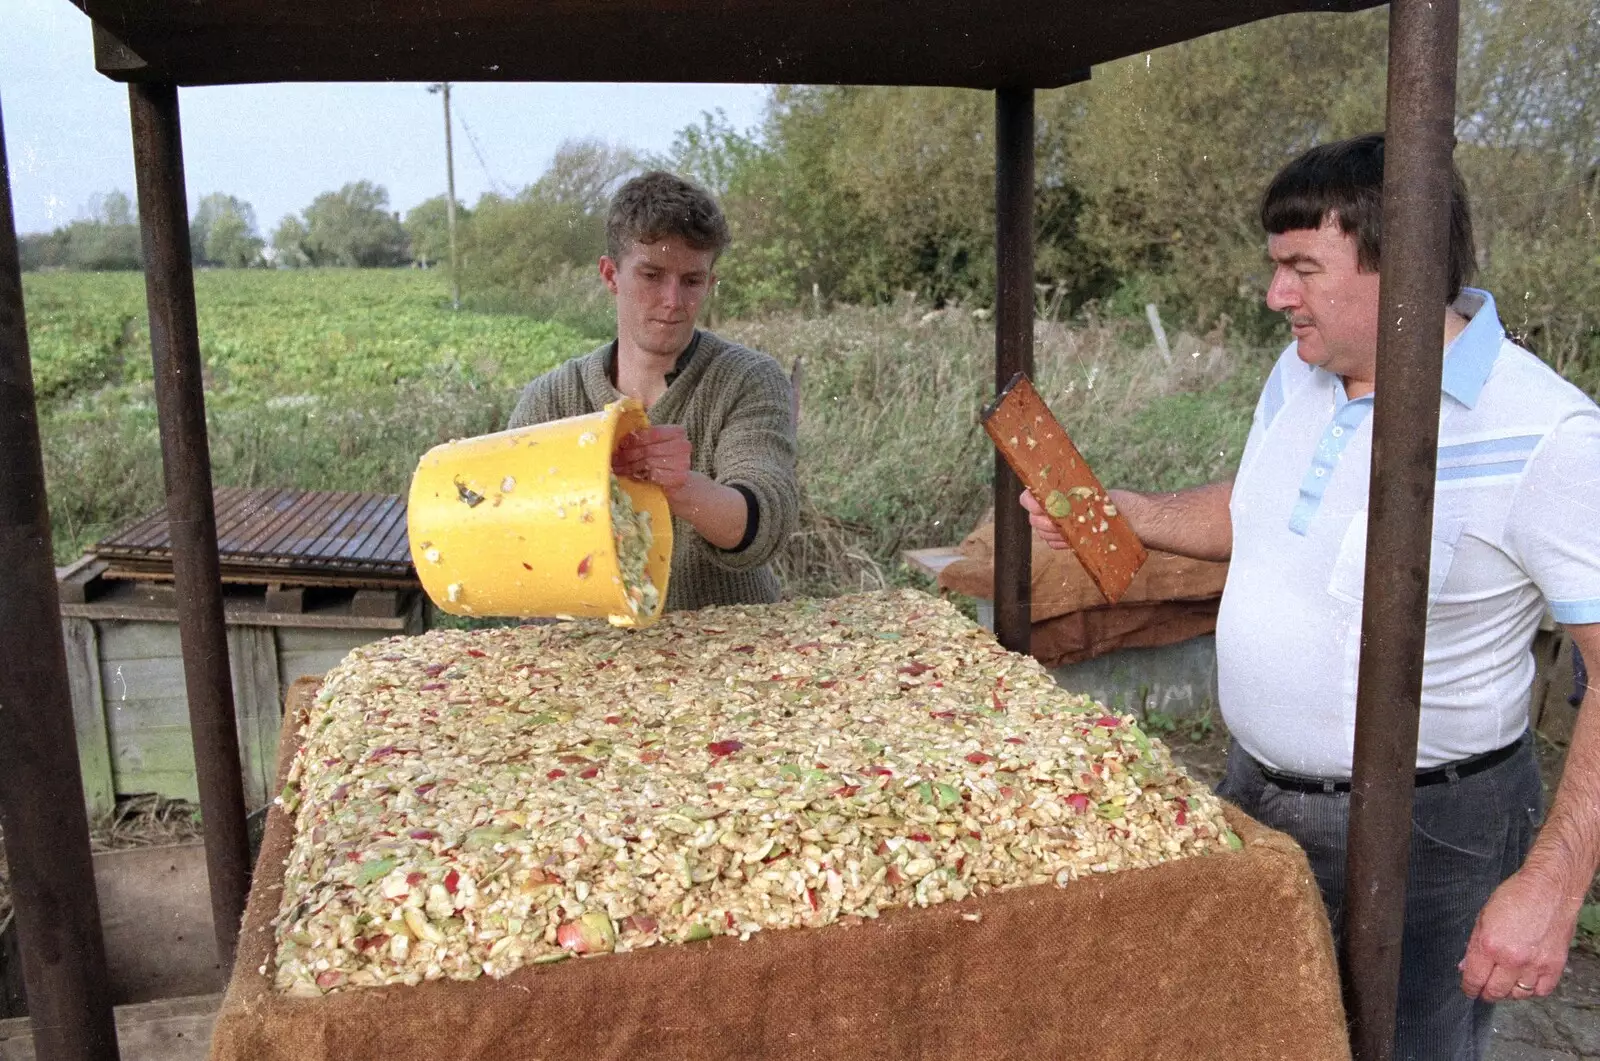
[1327,510,1465,608]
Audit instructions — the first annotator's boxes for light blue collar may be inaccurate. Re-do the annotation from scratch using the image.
[1440,288,1504,409]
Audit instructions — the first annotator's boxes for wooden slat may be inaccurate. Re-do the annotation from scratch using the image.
[108,724,199,779]
[100,656,190,708]
[228,626,282,811]
[101,563,415,589]
[277,625,377,653]
[62,601,415,632]
[98,620,183,663]
[108,768,201,805]
[982,372,1148,604]
[63,618,116,818]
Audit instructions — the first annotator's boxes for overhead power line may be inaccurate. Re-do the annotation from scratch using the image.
[450,97,511,196]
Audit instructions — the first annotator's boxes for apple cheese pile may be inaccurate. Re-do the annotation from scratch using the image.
[272,589,1235,996]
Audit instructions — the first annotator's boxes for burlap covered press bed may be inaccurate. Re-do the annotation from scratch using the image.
[210,676,1349,1061]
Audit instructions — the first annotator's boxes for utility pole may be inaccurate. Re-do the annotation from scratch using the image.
[428,82,461,310]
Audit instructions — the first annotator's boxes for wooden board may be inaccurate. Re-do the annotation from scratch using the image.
[63,618,116,818]
[982,372,1148,604]
[230,626,284,810]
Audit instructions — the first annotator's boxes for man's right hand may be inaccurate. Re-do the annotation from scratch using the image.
[1019,489,1070,550]
[1017,480,1234,562]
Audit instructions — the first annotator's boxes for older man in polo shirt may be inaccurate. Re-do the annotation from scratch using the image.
[1024,134,1600,1061]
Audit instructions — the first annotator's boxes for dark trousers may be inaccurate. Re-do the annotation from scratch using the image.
[1216,734,1542,1061]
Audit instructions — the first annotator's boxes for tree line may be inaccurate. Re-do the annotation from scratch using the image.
[17,0,1597,373]
[18,182,408,272]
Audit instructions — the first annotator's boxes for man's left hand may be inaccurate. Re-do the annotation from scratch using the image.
[613,426,692,495]
[1459,869,1578,1001]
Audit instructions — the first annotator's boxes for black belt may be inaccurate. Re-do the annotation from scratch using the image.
[1258,732,1527,794]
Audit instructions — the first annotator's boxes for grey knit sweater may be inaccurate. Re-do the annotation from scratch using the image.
[507,331,799,612]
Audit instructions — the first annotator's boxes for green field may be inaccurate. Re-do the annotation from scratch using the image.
[24,268,591,406]
[24,269,1267,589]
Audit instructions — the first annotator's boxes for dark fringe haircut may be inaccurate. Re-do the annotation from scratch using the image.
[1260,133,1477,302]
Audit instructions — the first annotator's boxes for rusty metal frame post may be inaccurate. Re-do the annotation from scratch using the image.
[1344,0,1461,1057]
[993,86,1035,654]
[0,93,122,1061]
[127,82,251,969]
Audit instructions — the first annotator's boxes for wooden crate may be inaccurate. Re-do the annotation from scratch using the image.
[58,570,424,817]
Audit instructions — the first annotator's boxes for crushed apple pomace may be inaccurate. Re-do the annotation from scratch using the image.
[271,589,1237,997]
[609,474,659,618]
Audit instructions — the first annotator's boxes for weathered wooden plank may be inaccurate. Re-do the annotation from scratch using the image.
[276,626,378,653]
[62,618,116,818]
[277,649,357,688]
[106,726,198,784]
[0,992,222,1061]
[61,601,412,631]
[102,697,195,736]
[99,655,189,705]
[97,620,183,663]
[106,764,202,804]
[228,626,281,811]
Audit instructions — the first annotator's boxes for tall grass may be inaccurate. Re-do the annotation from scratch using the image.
[731,299,1271,594]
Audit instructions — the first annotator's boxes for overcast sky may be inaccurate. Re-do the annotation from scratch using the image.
[1,0,771,236]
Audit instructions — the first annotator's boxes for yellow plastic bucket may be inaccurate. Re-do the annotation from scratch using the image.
[407,399,673,626]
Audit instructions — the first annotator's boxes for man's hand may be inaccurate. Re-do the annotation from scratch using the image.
[1019,489,1069,549]
[1462,621,1600,1003]
[613,426,692,495]
[1459,869,1579,1001]
[1021,481,1234,562]
[615,425,752,549]
[1020,487,1144,552]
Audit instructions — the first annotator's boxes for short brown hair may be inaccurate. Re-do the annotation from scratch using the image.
[1260,133,1477,303]
[605,171,731,262]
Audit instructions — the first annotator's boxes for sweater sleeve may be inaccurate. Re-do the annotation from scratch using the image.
[701,354,800,572]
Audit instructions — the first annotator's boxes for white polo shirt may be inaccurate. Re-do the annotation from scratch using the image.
[1216,289,1600,777]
